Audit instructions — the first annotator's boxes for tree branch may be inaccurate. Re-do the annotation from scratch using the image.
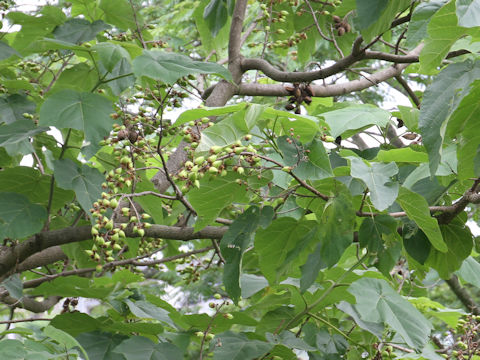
[0,295,61,313]
[446,275,480,315]
[0,225,228,281]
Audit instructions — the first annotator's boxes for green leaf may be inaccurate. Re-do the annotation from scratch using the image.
[447,81,480,179]
[39,89,115,158]
[30,276,114,299]
[456,256,480,289]
[0,94,35,125]
[396,187,447,252]
[256,218,316,284]
[277,137,333,181]
[349,278,432,349]
[337,301,384,338]
[94,42,132,73]
[355,0,410,42]
[204,0,229,37]
[1,274,23,300]
[196,115,247,152]
[456,0,480,27]
[405,1,447,49]
[175,103,247,127]
[213,331,272,360]
[348,157,399,211]
[132,49,232,84]
[0,192,47,239]
[403,228,431,265]
[359,215,396,253]
[0,340,27,359]
[99,0,142,30]
[375,148,428,163]
[125,300,174,327]
[54,159,104,214]
[426,219,473,278]
[77,332,127,360]
[419,1,467,74]
[0,41,20,60]
[0,120,48,156]
[397,105,420,132]
[53,18,111,44]
[43,325,89,360]
[320,105,391,138]
[221,206,274,303]
[0,167,74,211]
[240,274,269,299]
[300,242,326,292]
[113,336,182,360]
[187,174,249,230]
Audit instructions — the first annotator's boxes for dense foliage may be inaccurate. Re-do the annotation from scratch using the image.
[1,0,480,358]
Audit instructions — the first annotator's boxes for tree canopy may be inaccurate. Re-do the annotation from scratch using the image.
[1,0,480,358]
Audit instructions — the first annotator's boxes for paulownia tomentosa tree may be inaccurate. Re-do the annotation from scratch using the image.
[1,0,480,358]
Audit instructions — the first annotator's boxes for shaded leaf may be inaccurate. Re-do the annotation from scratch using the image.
[99,0,141,30]
[0,41,21,60]
[0,192,47,239]
[0,94,35,125]
[53,18,110,44]
[213,331,272,360]
[456,0,480,27]
[112,336,182,360]
[221,206,274,303]
[405,1,447,49]
[0,120,48,156]
[396,187,447,252]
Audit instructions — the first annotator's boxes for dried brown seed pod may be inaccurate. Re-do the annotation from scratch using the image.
[303,96,312,105]
[402,133,417,140]
[128,130,139,144]
[304,84,313,96]
[344,23,351,33]
[285,103,295,110]
[333,15,341,23]
[337,27,345,36]
[295,108,301,114]
[285,85,295,93]
[117,129,128,140]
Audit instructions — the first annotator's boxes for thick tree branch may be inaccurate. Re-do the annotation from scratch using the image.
[446,275,480,315]
[0,225,228,281]
[0,295,61,313]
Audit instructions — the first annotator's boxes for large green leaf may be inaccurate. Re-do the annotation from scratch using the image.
[220,206,274,303]
[348,157,399,211]
[277,137,333,181]
[54,159,104,214]
[0,42,21,60]
[94,42,132,73]
[396,187,447,252]
[0,167,74,211]
[99,0,142,30]
[418,60,480,176]
[132,49,232,84]
[112,336,182,360]
[43,325,89,360]
[355,0,411,42]
[175,103,248,127]
[375,148,428,163]
[213,331,272,360]
[359,215,396,253]
[0,94,36,125]
[419,1,467,74]
[320,105,391,138]
[39,89,115,158]
[53,18,110,44]
[405,0,447,49]
[196,115,247,152]
[187,173,250,230]
[30,276,114,299]
[0,120,48,156]
[0,192,47,239]
[456,0,480,27]
[349,278,432,349]
[456,256,480,289]
[255,218,316,284]
[447,81,480,179]
[77,332,127,360]
[426,219,473,278]
[203,0,230,37]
